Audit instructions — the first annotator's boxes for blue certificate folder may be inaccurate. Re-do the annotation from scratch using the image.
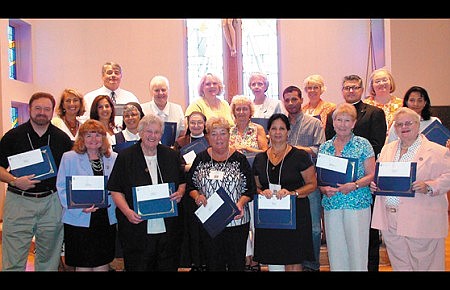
[197,187,239,239]
[66,176,109,209]
[251,118,269,134]
[254,195,296,229]
[316,156,358,187]
[161,122,177,147]
[132,182,178,220]
[9,145,57,180]
[374,162,417,197]
[112,140,138,153]
[179,137,209,156]
[421,119,450,147]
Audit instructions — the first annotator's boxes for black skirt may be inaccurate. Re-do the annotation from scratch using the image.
[64,208,116,267]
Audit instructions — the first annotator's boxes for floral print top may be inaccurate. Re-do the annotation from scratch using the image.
[229,122,259,152]
[364,95,403,131]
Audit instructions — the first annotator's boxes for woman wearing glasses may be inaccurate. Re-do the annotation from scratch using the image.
[364,68,403,131]
[370,107,450,271]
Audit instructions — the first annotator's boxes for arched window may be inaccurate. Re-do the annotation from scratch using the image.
[186,19,278,104]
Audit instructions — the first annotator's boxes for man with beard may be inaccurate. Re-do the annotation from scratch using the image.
[0,92,73,271]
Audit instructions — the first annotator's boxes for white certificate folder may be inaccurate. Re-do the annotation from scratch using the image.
[8,145,57,180]
[195,187,239,239]
[132,183,178,220]
[374,162,417,197]
[66,175,109,208]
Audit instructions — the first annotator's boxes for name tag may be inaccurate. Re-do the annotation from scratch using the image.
[269,183,281,194]
[209,170,224,180]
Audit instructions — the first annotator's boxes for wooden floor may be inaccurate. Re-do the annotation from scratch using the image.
[1,214,450,271]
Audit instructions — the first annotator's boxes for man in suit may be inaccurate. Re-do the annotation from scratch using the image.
[325,74,387,271]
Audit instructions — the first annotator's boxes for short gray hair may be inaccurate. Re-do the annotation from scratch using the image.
[137,114,164,134]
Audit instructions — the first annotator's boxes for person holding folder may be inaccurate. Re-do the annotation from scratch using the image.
[186,116,254,271]
[252,113,317,272]
[107,114,186,271]
[318,103,376,271]
[56,119,118,271]
[0,92,73,271]
[370,107,450,271]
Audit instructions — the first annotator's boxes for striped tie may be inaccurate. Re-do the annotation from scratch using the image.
[110,91,116,104]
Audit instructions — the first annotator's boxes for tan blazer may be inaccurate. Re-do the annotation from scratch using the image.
[371,135,450,239]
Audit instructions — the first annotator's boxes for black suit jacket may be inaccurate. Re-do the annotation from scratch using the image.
[325,101,387,157]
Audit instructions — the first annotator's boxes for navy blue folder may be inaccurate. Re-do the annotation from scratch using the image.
[316,155,359,187]
[421,119,450,147]
[179,136,209,156]
[161,122,177,146]
[254,194,296,229]
[112,140,138,153]
[197,187,239,239]
[66,176,109,209]
[132,182,178,220]
[251,118,269,134]
[9,145,57,180]
[374,162,417,197]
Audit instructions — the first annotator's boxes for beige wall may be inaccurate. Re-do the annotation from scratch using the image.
[0,18,449,218]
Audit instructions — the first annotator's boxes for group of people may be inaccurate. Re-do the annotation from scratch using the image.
[0,63,449,272]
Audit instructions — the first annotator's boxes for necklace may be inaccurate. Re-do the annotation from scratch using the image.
[270,144,288,158]
[90,159,103,172]
[64,117,78,132]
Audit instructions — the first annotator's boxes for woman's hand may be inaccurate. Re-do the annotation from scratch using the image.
[336,182,357,194]
[125,208,143,224]
[259,188,273,199]
[195,194,207,207]
[82,204,98,213]
[320,185,339,198]
[369,181,378,193]
[274,188,292,199]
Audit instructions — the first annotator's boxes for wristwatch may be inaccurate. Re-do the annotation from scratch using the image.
[354,182,359,189]
[426,184,433,196]
[293,190,299,197]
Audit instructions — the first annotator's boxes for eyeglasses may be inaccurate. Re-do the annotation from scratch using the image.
[374,78,389,85]
[343,86,362,91]
[394,121,416,128]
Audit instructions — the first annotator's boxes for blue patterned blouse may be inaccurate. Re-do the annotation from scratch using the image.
[319,133,374,210]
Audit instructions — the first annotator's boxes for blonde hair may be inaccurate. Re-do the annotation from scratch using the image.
[230,95,255,118]
[206,116,231,134]
[303,74,326,94]
[197,73,224,97]
[368,67,396,97]
[332,102,357,120]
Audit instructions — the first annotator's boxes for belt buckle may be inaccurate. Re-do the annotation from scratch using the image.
[387,207,397,213]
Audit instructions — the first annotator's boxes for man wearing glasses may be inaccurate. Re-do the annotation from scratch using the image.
[325,74,387,271]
